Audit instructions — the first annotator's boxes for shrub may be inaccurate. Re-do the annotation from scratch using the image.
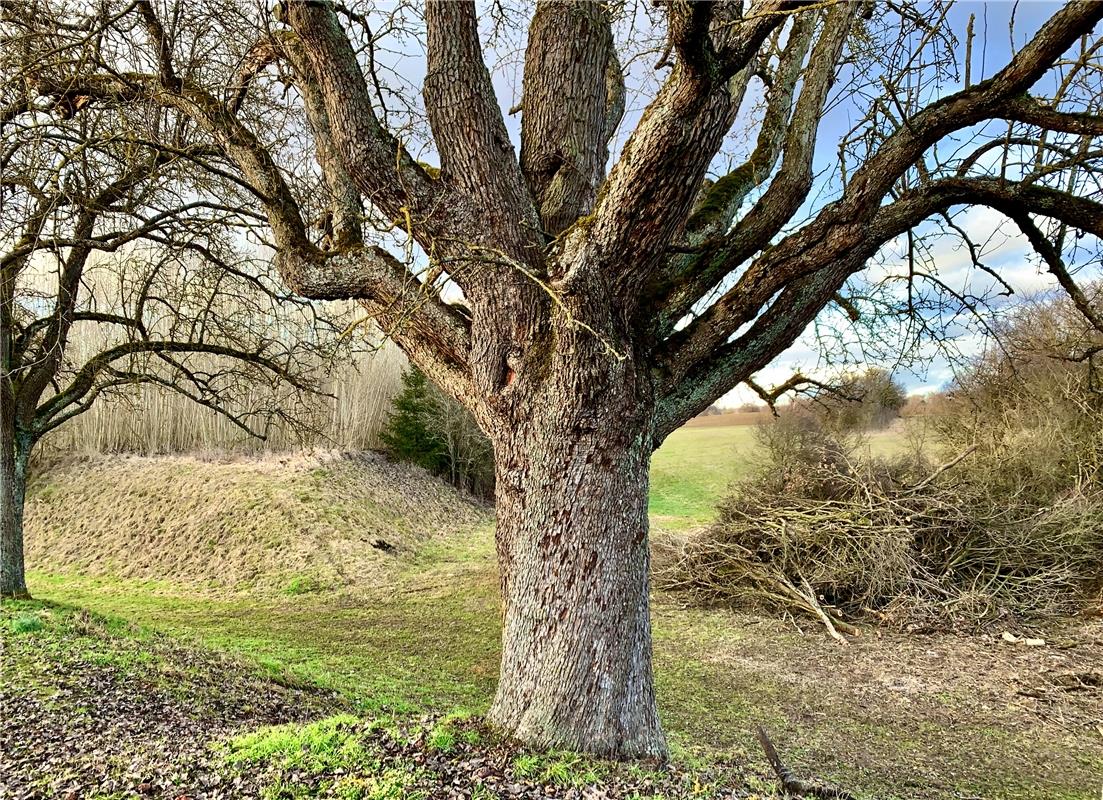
[935,288,1103,502]
[790,368,907,432]
[832,368,906,431]
[380,368,494,499]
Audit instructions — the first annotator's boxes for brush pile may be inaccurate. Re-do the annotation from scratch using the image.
[658,291,1103,631]
[657,419,1102,632]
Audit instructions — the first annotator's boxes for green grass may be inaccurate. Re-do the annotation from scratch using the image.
[426,723,456,752]
[225,714,369,771]
[284,574,326,596]
[224,715,429,800]
[30,562,1099,799]
[27,569,501,717]
[650,426,758,528]
[9,613,45,634]
[20,421,1100,800]
[509,751,604,787]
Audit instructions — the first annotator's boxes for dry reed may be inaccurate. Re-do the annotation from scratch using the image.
[39,324,407,456]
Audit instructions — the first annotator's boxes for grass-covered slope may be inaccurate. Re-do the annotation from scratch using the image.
[24,451,490,592]
[14,426,1103,799]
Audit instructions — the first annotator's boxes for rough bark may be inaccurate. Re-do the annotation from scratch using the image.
[520,1,622,237]
[488,339,664,758]
[1,253,29,599]
[0,414,30,600]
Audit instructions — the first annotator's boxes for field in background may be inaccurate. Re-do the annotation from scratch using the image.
[683,409,770,427]
[650,426,758,528]
[650,420,915,528]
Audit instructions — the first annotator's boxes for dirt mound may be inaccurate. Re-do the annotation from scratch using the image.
[24,451,490,590]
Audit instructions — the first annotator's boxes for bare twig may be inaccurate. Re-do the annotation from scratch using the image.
[756,726,856,800]
[903,445,978,494]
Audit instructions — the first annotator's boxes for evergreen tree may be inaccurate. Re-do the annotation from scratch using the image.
[380,368,449,475]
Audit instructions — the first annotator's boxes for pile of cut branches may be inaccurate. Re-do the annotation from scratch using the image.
[656,424,1103,633]
[661,291,1103,633]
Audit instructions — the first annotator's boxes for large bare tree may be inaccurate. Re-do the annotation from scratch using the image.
[14,0,1103,757]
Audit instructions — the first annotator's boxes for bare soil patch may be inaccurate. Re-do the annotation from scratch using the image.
[655,597,1103,798]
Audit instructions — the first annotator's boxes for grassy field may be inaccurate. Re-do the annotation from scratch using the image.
[649,423,913,527]
[9,421,1103,799]
[649,425,759,528]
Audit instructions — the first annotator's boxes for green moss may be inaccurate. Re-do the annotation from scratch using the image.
[684,170,750,232]
[9,614,45,634]
[87,648,154,669]
[330,772,424,800]
[224,716,431,800]
[512,752,604,787]
[426,724,456,752]
[284,575,326,596]
[225,714,368,773]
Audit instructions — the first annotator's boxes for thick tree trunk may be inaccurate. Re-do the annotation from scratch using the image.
[0,415,30,599]
[487,362,666,759]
